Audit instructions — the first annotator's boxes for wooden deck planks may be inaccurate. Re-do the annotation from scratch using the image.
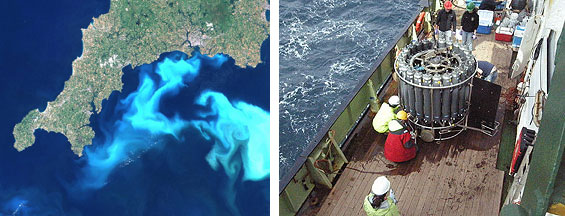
[320,130,385,216]
[320,161,364,215]
[409,156,444,214]
[317,161,357,215]
[388,164,412,203]
[423,143,460,215]
[317,129,504,216]
[348,144,393,215]
[396,152,437,215]
[319,127,379,215]
[339,138,386,215]
[455,148,482,215]
[470,150,492,216]
[343,144,383,215]
[314,84,505,215]
[337,164,374,215]
[478,146,504,216]
[440,140,474,216]
[491,168,505,215]
[419,142,459,215]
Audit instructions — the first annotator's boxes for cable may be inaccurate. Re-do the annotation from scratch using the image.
[345,166,388,174]
[314,159,341,175]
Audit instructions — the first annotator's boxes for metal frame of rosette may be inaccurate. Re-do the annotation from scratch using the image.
[395,39,480,141]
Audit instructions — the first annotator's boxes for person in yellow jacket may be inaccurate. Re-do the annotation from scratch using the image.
[363,176,400,216]
[372,96,401,133]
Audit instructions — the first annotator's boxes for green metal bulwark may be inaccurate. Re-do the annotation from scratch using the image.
[517,28,565,215]
[278,47,398,216]
[368,79,380,113]
[279,3,433,214]
[496,109,518,172]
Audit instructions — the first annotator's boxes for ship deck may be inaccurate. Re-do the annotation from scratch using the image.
[315,105,505,216]
[306,3,517,215]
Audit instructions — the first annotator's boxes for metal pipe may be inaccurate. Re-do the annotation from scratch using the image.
[396,63,476,89]
[442,73,452,122]
[409,115,466,130]
[451,72,460,121]
[458,72,467,116]
[422,73,432,123]
[414,72,424,121]
[433,74,442,123]
[398,66,407,110]
[406,70,415,114]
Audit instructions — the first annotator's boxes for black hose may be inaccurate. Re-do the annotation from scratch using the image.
[532,38,544,61]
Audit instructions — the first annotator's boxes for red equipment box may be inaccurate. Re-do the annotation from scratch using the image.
[495,26,513,42]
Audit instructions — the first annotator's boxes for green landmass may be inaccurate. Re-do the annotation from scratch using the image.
[13,0,269,156]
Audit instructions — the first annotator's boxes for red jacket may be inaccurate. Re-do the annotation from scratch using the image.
[384,120,416,162]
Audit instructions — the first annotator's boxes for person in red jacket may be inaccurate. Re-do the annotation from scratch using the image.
[384,111,417,163]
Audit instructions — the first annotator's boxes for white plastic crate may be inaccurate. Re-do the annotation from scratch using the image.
[478,10,494,26]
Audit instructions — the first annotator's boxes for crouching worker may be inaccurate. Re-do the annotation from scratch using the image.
[477,60,498,83]
[384,111,417,163]
[372,96,401,133]
[363,176,400,216]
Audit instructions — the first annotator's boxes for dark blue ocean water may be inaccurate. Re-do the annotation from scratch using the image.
[0,1,269,215]
[279,0,421,178]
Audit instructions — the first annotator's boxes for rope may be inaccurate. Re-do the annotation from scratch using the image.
[314,159,340,175]
[344,166,387,174]
[314,160,397,175]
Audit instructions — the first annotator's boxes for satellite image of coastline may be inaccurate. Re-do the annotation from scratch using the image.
[0,0,269,215]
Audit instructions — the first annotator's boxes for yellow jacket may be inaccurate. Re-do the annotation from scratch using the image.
[363,194,400,216]
[372,103,398,133]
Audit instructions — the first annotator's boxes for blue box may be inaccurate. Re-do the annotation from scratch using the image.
[496,1,506,10]
[477,25,492,34]
[512,36,523,47]
[465,0,482,8]
[465,0,506,10]
[513,25,526,47]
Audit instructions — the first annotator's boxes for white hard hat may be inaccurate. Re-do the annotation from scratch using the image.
[388,96,400,106]
[388,120,404,132]
[371,176,390,195]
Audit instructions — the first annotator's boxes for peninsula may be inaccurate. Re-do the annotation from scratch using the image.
[13,0,269,156]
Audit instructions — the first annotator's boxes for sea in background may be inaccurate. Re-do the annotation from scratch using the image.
[0,0,269,215]
[279,0,421,178]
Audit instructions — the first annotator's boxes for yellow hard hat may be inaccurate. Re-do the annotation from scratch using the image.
[396,110,408,120]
